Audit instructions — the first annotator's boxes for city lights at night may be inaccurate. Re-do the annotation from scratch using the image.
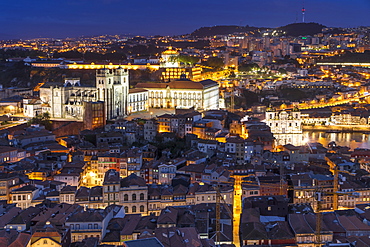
[0,1,370,247]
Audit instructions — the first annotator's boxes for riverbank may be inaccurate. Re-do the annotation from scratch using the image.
[303,125,370,133]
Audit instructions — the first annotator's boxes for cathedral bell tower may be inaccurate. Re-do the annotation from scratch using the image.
[96,68,129,120]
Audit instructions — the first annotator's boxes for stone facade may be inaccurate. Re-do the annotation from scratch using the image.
[39,68,129,121]
[265,108,303,146]
[135,78,219,110]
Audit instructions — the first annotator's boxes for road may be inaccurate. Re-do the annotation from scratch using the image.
[0,121,27,131]
[233,176,242,247]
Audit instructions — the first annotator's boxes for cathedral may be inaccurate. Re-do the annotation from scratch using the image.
[264,108,305,146]
[39,68,129,121]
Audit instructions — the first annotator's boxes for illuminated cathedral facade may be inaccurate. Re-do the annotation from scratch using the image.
[39,68,129,120]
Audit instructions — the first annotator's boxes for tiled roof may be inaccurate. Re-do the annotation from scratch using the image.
[66,211,104,223]
[121,173,147,187]
[125,237,164,247]
[8,233,31,247]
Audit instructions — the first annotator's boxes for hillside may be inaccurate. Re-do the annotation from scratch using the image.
[191,25,259,37]
[279,22,326,37]
[190,23,326,38]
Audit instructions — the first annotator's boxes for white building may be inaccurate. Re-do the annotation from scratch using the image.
[301,113,330,126]
[265,109,302,134]
[265,108,303,146]
[135,78,219,110]
[39,68,129,120]
[158,163,177,185]
[128,88,149,114]
[23,98,42,117]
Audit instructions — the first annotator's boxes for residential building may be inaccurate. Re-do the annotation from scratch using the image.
[10,185,39,209]
[119,174,148,215]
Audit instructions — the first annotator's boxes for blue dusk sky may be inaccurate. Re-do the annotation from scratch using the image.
[0,0,369,39]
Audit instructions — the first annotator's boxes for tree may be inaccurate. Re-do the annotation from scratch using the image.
[177,55,199,66]
[202,57,224,70]
[29,112,52,130]
[238,63,259,72]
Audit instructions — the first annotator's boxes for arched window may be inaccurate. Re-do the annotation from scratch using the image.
[140,205,144,212]
[132,194,136,201]
[124,194,128,201]
[124,206,128,213]
[140,193,144,201]
[132,206,137,213]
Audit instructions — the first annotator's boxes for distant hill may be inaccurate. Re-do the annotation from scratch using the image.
[191,25,259,37]
[279,22,326,37]
[190,23,326,38]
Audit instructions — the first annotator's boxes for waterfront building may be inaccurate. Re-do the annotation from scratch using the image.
[265,108,304,146]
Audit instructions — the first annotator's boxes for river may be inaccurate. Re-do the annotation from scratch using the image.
[303,131,370,150]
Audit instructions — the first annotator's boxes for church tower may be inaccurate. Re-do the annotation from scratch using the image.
[96,68,129,120]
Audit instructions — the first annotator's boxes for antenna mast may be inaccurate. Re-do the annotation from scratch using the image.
[302,0,306,23]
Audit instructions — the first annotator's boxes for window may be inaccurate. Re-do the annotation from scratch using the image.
[140,193,144,201]
[124,194,128,201]
[124,206,129,213]
[94,224,98,229]
[132,194,137,201]
[140,205,144,212]
[132,206,137,213]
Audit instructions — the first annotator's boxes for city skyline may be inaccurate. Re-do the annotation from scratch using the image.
[2,1,370,245]
[1,0,370,39]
